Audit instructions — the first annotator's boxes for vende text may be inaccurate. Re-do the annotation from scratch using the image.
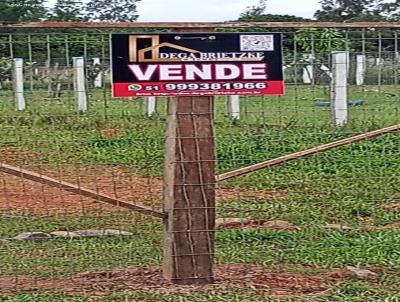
[128,63,267,81]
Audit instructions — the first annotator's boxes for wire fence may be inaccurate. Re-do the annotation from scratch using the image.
[0,23,399,301]
[1,29,400,126]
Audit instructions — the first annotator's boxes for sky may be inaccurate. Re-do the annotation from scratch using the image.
[48,0,321,21]
[137,0,320,21]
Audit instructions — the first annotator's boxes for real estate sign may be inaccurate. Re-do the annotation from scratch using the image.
[111,33,284,97]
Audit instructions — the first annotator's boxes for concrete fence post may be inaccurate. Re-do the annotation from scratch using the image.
[331,51,349,126]
[302,54,314,84]
[13,58,26,111]
[146,97,157,117]
[356,55,366,86]
[73,57,88,112]
[227,95,240,120]
[93,57,102,88]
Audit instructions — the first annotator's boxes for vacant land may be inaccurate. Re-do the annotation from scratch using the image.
[0,86,399,301]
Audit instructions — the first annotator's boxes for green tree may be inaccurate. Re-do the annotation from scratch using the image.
[378,0,400,20]
[49,0,85,21]
[314,0,386,22]
[238,0,310,22]
[295,28,349,53]
[85,0,141,22]
[0,0,47,22]
[0,57,12,89]
[239,13,311,22]
[294,28,350,85]
[239,0,267,19]
[0,2,10,19]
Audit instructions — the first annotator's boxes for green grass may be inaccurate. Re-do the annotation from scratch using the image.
[2,220,400,277]
[1,288,400,302]
[0,85,400,300]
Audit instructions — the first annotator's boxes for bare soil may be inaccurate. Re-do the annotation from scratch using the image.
[0,148,284,216]
[0,264,351,297]
[379,202,400,211]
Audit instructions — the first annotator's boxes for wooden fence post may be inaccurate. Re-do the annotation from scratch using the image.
[227,95,240,120]
[162,27,216,285]
[331,51,349,126]
[13,58,26,111]
[73,57,88,112]
[163,95,215,285]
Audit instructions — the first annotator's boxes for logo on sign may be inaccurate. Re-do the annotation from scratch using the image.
[128,35,266,63]
[129,35,200,62]
[128,84,142,91]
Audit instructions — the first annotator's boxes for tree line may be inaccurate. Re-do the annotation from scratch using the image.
[240,0,400,22]
[0,0,141,23]
[2,0,400,24]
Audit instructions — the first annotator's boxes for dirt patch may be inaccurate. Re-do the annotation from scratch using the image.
[0,165,161,216]
[358,222,400,231]
[216,218,301,230]
[374,222,400,230]
[379,202,400,211]
[0,148,43,164]
[0,163,284,216]
[0,264,349,297]
[100,129,124,139]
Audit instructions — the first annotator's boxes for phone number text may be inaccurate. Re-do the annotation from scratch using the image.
[144,82,267,91]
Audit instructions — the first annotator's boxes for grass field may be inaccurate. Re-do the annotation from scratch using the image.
[0,85,399,301]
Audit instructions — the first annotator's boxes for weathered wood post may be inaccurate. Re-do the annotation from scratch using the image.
[331,51,349,126]
[13,58,26,111]
[163,28,216,285]
[163,96,215,284]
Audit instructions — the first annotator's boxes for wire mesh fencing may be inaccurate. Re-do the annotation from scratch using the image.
[0,23,399,301]
[1,27,400,126]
